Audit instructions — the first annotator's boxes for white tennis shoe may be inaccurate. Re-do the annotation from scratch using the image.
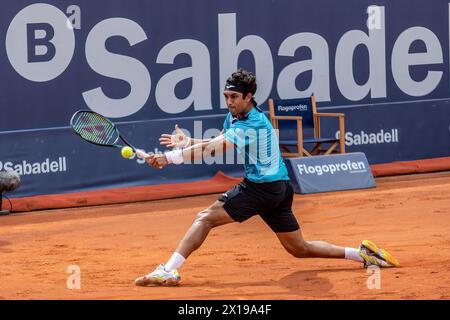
[135,264,181,286]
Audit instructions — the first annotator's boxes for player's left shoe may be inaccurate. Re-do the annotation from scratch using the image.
[358,240,400,268]
[135,264,181,286]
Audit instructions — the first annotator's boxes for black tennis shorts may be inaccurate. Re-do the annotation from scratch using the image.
[219,178,299,233]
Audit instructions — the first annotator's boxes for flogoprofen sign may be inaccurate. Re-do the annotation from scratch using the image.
[285,153,376,194]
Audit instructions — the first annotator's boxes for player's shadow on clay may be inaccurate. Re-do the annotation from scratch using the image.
[0,240,13,253]
[277,268,354,295]
[183,267,359,297]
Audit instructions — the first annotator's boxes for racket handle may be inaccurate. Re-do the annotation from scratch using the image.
[135,149,149,159]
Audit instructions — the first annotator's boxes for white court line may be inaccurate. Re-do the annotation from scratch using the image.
[319,97,450,110]
[2,98,450,134]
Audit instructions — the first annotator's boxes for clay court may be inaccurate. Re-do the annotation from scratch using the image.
[1,171,450,300]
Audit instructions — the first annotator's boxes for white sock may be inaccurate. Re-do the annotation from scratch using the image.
[345,247,364,263]
[164,252,186,271]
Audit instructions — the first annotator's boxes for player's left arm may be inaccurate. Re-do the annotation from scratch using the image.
[145,133,233,169]
[159,125,225,149]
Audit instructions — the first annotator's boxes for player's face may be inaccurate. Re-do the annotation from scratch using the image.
[223,90,251,117]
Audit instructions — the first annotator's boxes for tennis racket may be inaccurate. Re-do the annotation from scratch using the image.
[70,110,149,159]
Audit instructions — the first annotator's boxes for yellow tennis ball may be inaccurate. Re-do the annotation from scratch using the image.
[121,146,134,159]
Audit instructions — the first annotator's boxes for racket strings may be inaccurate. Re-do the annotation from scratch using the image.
[73,112,118,145]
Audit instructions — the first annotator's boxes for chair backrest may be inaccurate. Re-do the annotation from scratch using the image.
[269,96,317,140]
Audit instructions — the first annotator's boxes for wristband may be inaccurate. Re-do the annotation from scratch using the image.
[165,149,184,165]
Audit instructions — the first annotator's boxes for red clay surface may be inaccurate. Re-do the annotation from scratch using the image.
[1,171,450,300]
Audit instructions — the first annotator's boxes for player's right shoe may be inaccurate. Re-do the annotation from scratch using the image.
[135,264,181,286]
[358,240,400,268]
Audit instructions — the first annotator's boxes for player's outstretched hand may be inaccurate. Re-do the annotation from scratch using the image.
[145,154,169,169]
[159,124,190,149]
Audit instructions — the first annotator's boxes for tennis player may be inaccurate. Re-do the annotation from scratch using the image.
[135,69,399,286]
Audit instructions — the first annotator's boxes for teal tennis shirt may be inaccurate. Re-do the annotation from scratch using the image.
[223,106,289,183]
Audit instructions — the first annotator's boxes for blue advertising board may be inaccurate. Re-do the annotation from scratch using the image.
[1,0,449,197]
[285,153,375,194]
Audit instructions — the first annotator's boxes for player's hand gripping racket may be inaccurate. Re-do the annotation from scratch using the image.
[70,110,149,159]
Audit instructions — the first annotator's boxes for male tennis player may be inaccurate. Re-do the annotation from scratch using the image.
[135,69,399,286]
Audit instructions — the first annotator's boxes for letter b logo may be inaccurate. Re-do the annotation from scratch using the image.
[27,23,56,63]
[6,3,75,82]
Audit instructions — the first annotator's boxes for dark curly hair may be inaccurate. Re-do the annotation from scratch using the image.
[226,68,258,106]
